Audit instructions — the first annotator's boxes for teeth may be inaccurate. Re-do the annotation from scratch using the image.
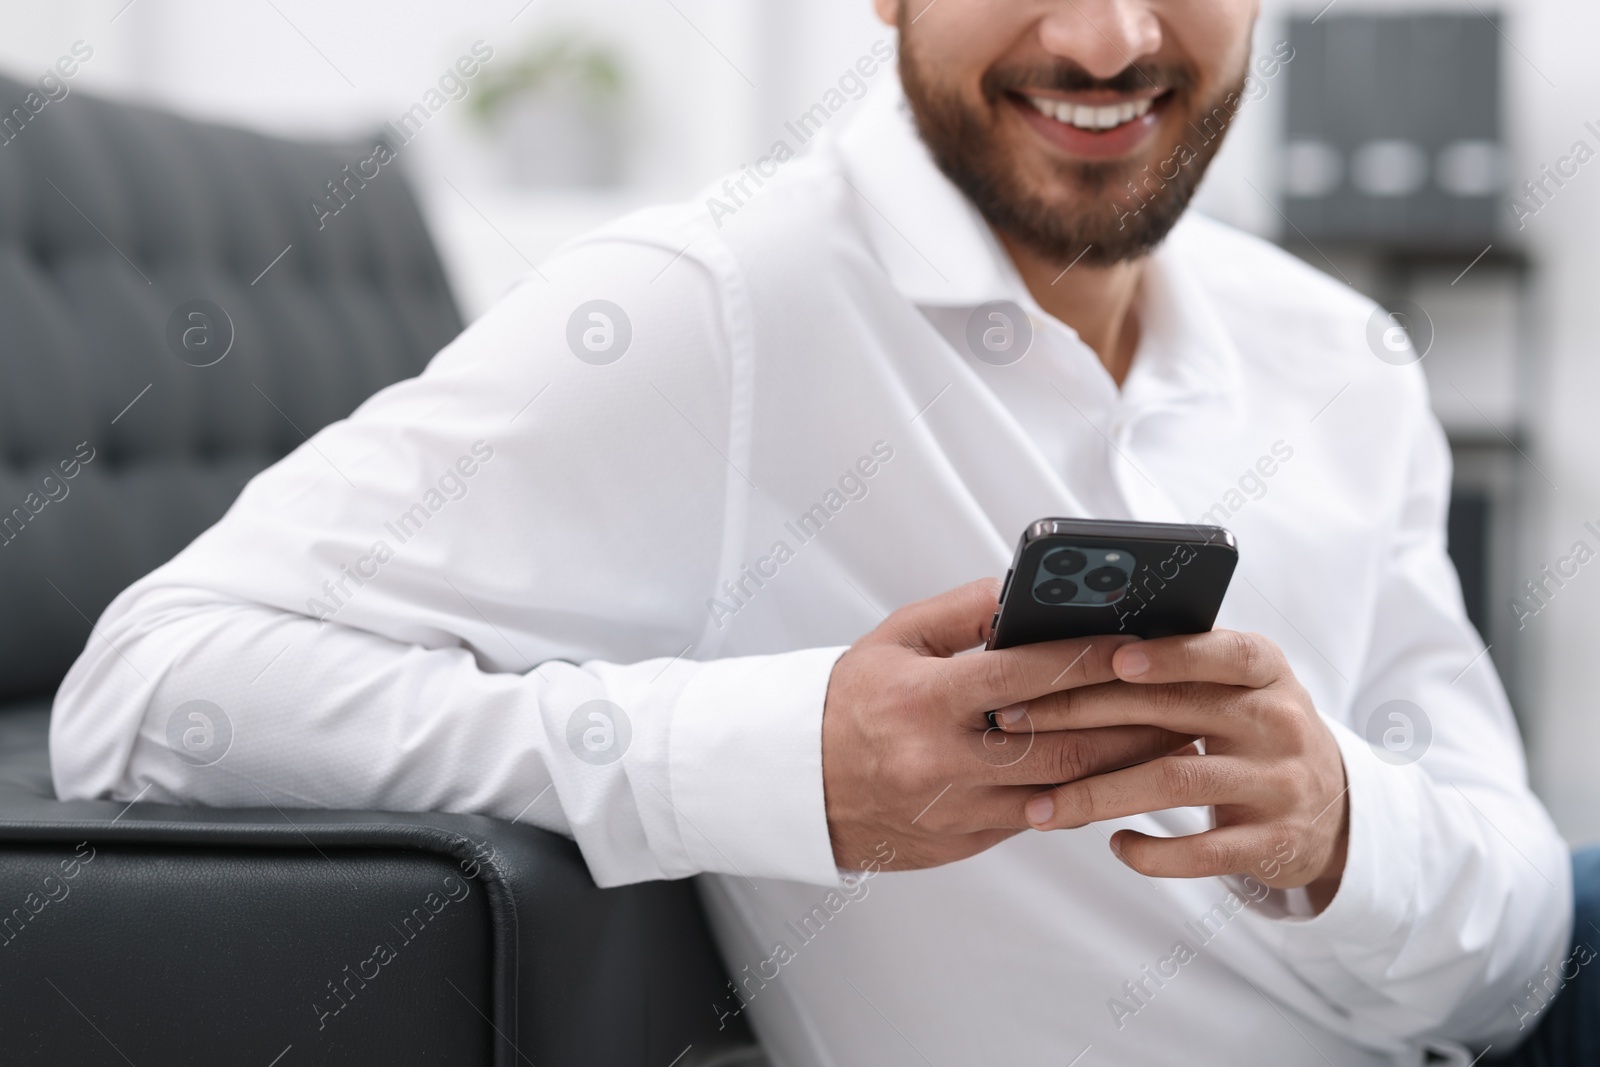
[1028,95,1153,131]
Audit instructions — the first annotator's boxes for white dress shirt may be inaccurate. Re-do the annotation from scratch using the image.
[52,80,1570,1066]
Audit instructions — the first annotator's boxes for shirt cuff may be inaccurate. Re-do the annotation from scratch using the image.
[1263,719,1423,946]
[667,645,847,886]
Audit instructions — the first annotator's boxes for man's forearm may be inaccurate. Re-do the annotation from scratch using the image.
[50,580,844,888]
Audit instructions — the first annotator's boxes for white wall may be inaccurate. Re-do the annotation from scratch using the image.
[5,0,1598,840]
[0,0,762,183]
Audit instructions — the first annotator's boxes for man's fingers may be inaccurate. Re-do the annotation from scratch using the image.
[971,724,1197,787]
[877,578,1001,657]
[1002,678,1242,736]
[1023,754,1262,830]
[942,634,1138,716]
[903,785,1044,836]
[1112,630,1286,689]
[1108,826,1271,881]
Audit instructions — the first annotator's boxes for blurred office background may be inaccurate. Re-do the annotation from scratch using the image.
[4,0,1597,840]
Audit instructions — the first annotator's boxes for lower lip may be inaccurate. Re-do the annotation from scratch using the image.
[1008,94,1167,161]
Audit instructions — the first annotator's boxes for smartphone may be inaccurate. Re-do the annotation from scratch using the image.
[986,517,1238,650]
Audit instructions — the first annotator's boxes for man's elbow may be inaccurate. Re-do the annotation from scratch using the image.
[48,592,179,804]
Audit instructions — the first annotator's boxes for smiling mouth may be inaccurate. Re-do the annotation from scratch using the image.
[1015,91,1168,133]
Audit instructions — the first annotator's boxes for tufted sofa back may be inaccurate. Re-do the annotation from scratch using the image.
[0,74,463,704]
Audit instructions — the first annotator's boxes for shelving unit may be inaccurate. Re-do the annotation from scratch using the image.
[1278,11,1540,715]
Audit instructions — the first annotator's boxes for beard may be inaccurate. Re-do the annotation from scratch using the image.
[897,23,1248,268]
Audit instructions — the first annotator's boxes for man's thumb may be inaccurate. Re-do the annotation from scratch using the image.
[880,578,1000,658]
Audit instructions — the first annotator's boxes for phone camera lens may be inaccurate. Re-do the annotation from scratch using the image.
[1035,578,1078,604]
[1042,549,1087,576]
[1084,566,1128,593]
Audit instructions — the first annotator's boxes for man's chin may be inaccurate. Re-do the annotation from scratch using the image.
[966,130,1223,265]
[971,161,1163,263]
[975,185,1182,267]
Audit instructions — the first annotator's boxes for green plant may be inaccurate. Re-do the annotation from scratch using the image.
[469,34,625,124]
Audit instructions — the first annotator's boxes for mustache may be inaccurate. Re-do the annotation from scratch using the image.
[981,59,1196,101]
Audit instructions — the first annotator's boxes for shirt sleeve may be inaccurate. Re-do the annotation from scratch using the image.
[1247,380,1572,1049]
[48,233,846,889]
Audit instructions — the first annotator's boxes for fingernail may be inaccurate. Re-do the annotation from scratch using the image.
[1119,647,1150,677]
[1025,794,1054,826]
[996,703,1027,726]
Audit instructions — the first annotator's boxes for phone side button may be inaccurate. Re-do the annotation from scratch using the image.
[999,568,1014,602]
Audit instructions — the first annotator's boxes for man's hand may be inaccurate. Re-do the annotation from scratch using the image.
[821,579,1196,871]
[1002,630,1349,904]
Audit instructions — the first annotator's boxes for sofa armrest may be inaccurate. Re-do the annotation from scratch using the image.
[0,703,760,1066]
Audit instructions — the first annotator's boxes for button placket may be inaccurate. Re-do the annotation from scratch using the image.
[1105,404,1189,523]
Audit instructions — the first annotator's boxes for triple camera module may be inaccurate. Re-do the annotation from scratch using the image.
[1032,545,1136,607]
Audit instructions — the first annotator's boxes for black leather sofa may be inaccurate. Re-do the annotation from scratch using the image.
[0,76,760,1066]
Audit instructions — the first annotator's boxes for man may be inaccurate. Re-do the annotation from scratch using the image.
[51,0,1588,1063]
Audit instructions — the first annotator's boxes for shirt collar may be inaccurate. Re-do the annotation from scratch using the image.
[833,81,1015,307]
[830,79,1244,405]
